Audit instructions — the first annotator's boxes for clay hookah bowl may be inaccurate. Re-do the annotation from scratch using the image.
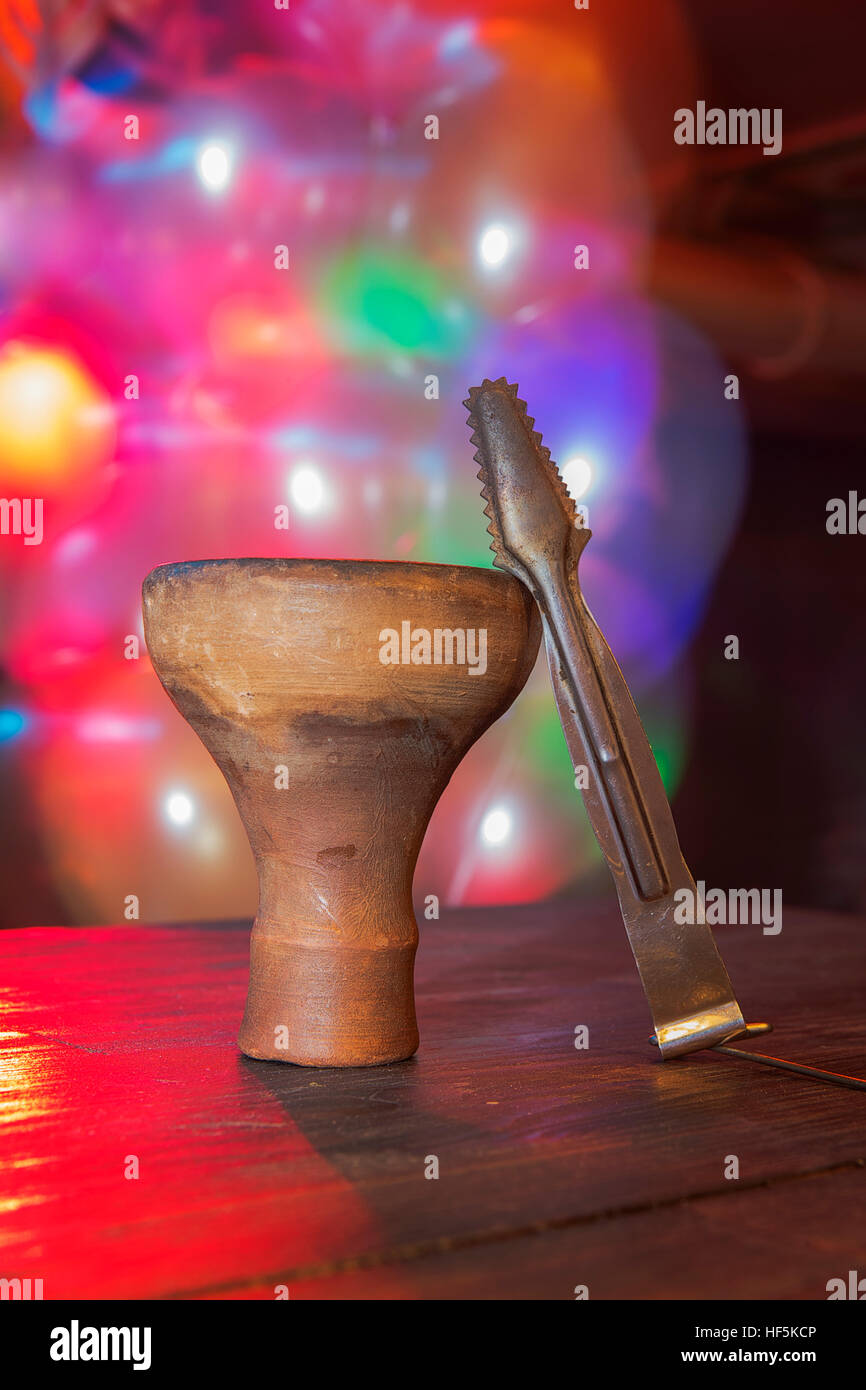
[142,558,540,1066]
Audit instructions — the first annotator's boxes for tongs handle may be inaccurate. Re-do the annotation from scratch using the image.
[536,539,672,903]
[540,539,745,1059]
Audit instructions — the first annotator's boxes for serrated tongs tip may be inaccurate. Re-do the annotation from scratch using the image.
[465,378,586,574]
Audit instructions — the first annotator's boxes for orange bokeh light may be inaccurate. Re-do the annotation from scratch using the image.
[0,341,116,491]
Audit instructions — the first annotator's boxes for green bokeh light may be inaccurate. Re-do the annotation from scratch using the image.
[524,701,574,783]
[320,250,473,357]
[644,710,688,798]
[524,694,689,800]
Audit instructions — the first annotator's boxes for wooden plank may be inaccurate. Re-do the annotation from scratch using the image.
[212,1166,866,1301]
[0,901,863,1299]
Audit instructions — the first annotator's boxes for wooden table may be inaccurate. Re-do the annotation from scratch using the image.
[1,899,863,1300]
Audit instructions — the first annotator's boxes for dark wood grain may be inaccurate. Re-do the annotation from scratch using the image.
[0,898,863,1299]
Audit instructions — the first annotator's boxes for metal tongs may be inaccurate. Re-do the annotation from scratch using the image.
[466,378,865,1090]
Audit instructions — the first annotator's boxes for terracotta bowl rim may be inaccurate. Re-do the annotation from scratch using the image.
[143,556,519,590]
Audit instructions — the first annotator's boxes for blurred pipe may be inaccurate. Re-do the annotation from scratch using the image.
[649,238,866,378]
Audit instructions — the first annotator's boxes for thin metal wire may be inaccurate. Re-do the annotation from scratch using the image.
[650,1024,866,1092]
[711,1045,866,1093]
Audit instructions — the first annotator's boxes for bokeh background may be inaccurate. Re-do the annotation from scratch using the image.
[0,0,863,926]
